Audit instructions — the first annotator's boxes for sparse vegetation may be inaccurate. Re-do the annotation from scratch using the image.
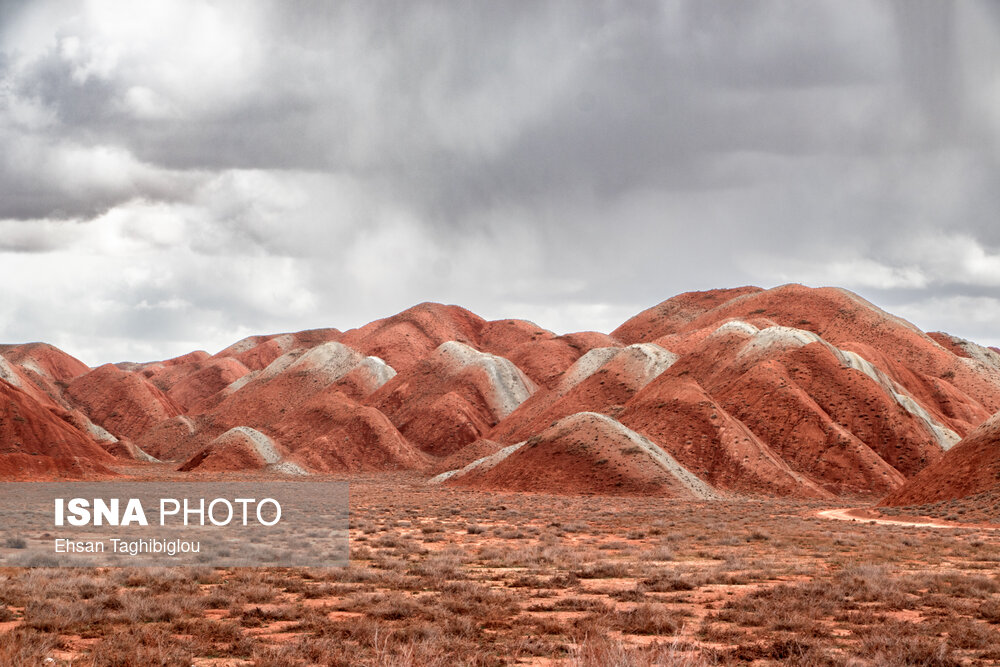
[0,476,998,664]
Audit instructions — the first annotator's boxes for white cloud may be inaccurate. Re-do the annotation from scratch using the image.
[893,295,1000,348]
[2,1,1000,364]
[746,256,929,290]
[899,234,1000,286]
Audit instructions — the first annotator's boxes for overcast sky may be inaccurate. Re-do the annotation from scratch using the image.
[1,1,999,365]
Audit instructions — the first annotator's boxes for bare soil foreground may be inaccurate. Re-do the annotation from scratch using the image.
[816,508,1000,531]
[2,474,999,666]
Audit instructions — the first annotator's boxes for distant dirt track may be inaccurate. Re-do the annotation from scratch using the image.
[816,507,994,529]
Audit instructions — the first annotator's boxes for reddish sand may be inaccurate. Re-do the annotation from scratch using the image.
[882,411,1000,506]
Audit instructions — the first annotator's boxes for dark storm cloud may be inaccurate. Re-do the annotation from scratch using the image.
[1,0,999,363]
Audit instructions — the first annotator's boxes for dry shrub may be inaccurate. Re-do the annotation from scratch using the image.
[857,632,960,667]
[528,597,611,612]
[836,563,910,607]
[576,561,630,579]
[641,574,695,592]
[914,572,999,598]
[0,628,59,666]
[722,637,834,666]
[24,598,100,633]
[714,581,838,628]
[932,617,1000,650]
[570,634,712,666]
[86,625,194,667]
[611,603,684,635]
[170,617,245,644]
[238,604,301,627]
[437,581,519,622]
[978,598,1000,624]
[364,592,424,620]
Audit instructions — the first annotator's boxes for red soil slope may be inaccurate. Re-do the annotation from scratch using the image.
[100,437,159,463]
[489,343,677,445]
[430,438,506,474]
[160,350,212,367]
[1,342,89,384]
[217,335,294,371]
[114,350,210,377]
[163,357,250,412]
[213,328,342,371]
[443,412,719,497]
[120,352,251,415]
[147,342,403,467]
[272,390,428,472]
[928,332,973,359]
[0,343,90,414]
[477,319,553,356]
[0,345,132,456]
[596,310,978,498]
[202,342,395,440]
[66,364,182,441]
[368,341,536,456]
[179,426,290,473]
[612,286,764,343]
[881,411,1000,506]
[340,303,486,373]
[505,332,623,389]
[145,342,393,461]
[618,375,831,499]
[658,325,925,497]
[0,381,116,479]
[135,416,199,462]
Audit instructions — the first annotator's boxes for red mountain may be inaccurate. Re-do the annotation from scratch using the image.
[3,287,999,500]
